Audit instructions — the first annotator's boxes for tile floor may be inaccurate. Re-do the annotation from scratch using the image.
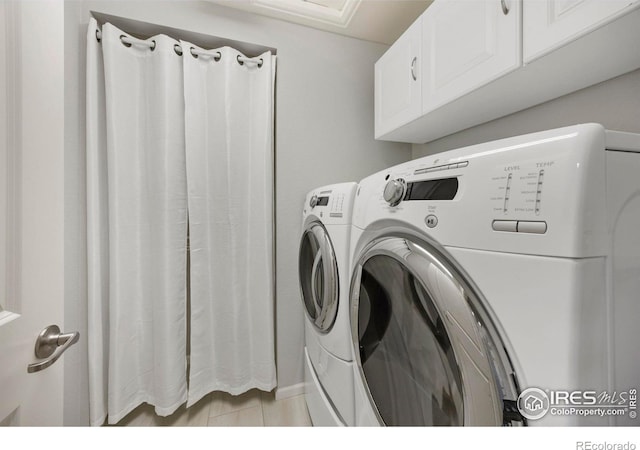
[114,389,312,427]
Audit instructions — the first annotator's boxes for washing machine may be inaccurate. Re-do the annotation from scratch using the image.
[299,182,357,426]
[349,123,640,426]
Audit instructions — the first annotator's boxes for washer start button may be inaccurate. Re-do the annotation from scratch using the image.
[425,214,438,228]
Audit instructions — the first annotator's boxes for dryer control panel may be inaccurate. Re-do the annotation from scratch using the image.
[302,182,357,226]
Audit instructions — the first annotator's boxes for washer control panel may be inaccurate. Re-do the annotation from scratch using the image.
[353,124,610,258]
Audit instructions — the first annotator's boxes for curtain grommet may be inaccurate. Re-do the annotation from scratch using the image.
[174,44,183,56]
[150,40,156,51]
[119,34,132,48]
[237,54,244,66]
[190,47,198,59]
[214,52,222,62]
[258,58,264,68]
[95,29,101,43]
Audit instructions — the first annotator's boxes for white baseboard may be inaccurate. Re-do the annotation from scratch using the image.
[275,382,305,401]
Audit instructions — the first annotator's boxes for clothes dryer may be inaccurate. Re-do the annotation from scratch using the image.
[300,182,357,426]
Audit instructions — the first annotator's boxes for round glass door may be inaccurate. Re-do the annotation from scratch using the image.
[299,222,339,332]
[351,234,520,426]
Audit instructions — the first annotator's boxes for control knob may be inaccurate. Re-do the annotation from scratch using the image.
[309,194,318,208]
[383,178,406,207]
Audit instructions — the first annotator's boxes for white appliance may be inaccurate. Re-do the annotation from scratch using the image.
[299,182,357,426]
[349,124,640,426]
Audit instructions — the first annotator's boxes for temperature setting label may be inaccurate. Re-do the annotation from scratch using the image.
[535,170,544,215]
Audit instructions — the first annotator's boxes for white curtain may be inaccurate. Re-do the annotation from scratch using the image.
[182,43,277,406]
[86,19,276,425]
[86,17,110,427]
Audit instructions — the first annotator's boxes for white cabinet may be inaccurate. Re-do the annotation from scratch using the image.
[374,16,422,138]
[421,0,521,113]
[374,0,640,144]
[524,0,640,63]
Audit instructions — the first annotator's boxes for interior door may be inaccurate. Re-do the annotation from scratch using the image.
[350,233,522,426]
[0,0,66,426]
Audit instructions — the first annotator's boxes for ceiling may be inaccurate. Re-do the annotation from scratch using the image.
[207,0,432,45]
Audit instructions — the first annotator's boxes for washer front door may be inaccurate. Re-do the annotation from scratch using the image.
[351,234,520,426]
[299,221,339,333]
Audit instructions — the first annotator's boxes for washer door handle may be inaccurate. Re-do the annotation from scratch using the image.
[310,251,324,318]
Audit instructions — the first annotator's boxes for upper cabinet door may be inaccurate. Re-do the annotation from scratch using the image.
[374,16,422,139]
[524,0,640,63]
[421,0,521,115]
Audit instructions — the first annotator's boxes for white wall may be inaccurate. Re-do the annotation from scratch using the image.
[412,68,640,157]
[0,1,7,314]
[64,0,90,427]
[64,0,411,425]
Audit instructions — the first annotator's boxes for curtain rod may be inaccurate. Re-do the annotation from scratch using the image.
[95,29,264,67]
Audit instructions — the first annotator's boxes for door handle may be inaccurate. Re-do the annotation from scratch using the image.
[27,325,80,374]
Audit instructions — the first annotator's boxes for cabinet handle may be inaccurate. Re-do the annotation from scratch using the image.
[501,0,510,15]
[411,57,417,81]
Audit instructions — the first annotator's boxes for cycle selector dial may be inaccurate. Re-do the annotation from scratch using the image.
[309,195,318,208]
[383,178,406,207]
